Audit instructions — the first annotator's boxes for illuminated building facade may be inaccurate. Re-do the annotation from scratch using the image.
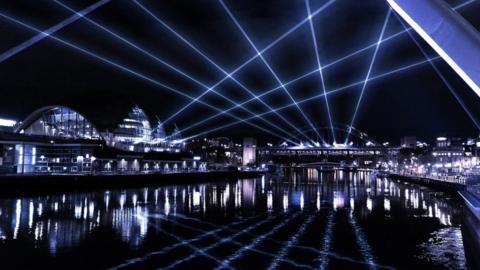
[432,136,480,174]
[242,137,257,166]
[187,137,242,165]
[0,105,203,175]
[103,106,184,153]
[17,106,102,140]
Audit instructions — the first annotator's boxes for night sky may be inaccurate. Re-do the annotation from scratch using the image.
[0,0,480,144]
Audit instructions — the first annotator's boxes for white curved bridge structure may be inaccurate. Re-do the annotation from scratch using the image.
[387,0,480,96]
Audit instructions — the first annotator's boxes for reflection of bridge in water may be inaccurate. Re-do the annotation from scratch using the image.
[0,172,467,269]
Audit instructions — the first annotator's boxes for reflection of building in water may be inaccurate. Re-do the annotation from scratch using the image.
[241,179,255,209]
[0,173,463,254]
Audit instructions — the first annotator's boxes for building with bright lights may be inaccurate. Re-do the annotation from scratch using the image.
[102,105,184,153]
[242,137,257,166]
[187,137,242,165]
[0,105,204,175]
[432,136,479,174]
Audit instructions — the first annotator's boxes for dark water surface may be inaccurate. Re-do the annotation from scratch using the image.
[0,170,471,269]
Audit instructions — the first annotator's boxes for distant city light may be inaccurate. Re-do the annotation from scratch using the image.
[0,118,16,127]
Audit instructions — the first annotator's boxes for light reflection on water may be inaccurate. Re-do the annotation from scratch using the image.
[0,170,469,269]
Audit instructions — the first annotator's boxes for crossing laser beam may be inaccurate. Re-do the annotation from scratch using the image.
[395,13,480,130]
[133,0,317,143]
[108,214,264,270]
[142,0,336,139]
[267,214,317,270]
[175,0,476,138]
[136,213,232,269]
[345,9,391,144]
[182,56,437,141]
[219,0,334,144]
[54,0,298,141]
[0,12,297,144]
[305,0,336,143]
[0,0,110,63]
[214,212,302,270]
[171,23,422,137]
[148,213,321,270]
[111,210,394,270]
[163,214,284,269]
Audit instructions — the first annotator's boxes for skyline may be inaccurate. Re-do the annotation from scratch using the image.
[1,0,480,143]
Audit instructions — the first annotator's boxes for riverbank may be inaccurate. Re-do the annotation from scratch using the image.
[386,172,466,193]
[387,171,480,269]
[0,171,264,196]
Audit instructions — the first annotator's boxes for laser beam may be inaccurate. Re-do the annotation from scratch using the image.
[305,0,336,143]
[142,0,336,141]
[267,214,316,270]
[108,214,264,270]
[219,0,333,144]
[53,0,298,142]
[163,214,286,269]
[176,0,476,137]
[136,213,232,269]
[214,212,302,270]
[0,12,298,144]
[345,9,391,144]
[172,22,418,137]
[182,56,437,141]
[132,0,316,144]
[0,0,110,63]
[131,0,311,143]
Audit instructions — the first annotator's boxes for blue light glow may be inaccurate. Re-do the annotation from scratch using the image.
[317,210,334,270]
[0,12,297,144]
[305,0,336,143]
[345,9,391,144]
[55,0,297,140]
[267,214,316,270]
[139,0,336,141]
[183,56,439,141]
[131,0,309,141]
[219,0,335,144]
[215,212,301,269]
[0,0,110,63]
[348,211,378,269]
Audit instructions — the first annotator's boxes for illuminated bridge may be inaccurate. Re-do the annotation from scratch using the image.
[257,125,397,167]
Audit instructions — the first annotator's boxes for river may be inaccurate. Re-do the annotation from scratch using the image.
[0,169,471,269]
